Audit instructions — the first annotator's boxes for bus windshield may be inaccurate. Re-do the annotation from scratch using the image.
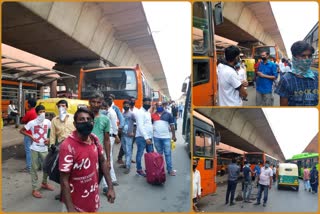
[81,69,137,100]
[245,153,263,164]
[253,46,276,61]
[193,2,210,55]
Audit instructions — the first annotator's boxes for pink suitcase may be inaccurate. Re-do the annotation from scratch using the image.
[144,152,166,184]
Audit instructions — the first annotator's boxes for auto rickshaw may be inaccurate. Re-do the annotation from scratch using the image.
[36,98,89,120]
[277,163,299,191]
[243,58,255,83]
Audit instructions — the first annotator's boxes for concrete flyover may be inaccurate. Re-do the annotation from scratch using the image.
[2,2,170,97]
[196,108,285,162]
[214,2,287,56]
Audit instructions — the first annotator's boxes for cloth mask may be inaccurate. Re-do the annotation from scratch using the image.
[143,104,151,110]
[99,109,108,115]
[36,112,45,124]
[290,56,314,79]
[75,122,94,136]
[59,107,67,121]
[265,164,269,168]
[157,107,164,112]
[123,106,130,111]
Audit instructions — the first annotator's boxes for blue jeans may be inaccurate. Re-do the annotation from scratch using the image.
[304,180,311,190]
[243,181,252,201]
[226,180,238,203]
[173,117,177,130]
[257,184,269,204]
[121,135,133,168]
[24,136,32,170]
[153,137,172,173]
[135,137,153,171]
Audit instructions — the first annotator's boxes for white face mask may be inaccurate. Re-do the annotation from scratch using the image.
[37,112,45,123]
[59,106,67,121]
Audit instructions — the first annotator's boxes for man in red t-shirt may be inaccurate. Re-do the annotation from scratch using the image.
[59,107,115,212]
[20,99,38,172]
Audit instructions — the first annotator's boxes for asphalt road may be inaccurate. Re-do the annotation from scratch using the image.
[2,118,191,212]
[197,180,318,212]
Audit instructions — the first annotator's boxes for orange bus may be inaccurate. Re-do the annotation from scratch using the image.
[78,64,153,110]
[252,45,283,63]
[244,152,278,172]
[193,110,220,196]
[193,2,222,106]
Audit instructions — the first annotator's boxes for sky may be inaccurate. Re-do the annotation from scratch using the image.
[262,108,318,159]
[143,2,191,101]
[271,2,318,58]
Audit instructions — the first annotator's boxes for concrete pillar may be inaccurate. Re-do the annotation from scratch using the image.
[50,80,57,98]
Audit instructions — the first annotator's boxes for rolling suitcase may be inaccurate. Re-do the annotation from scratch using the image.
[144,152,166,184]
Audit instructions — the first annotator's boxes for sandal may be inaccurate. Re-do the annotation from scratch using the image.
[32,190,42,198]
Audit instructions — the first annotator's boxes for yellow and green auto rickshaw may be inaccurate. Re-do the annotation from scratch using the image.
[277,163,299,191]
[243,58,255,83]
[37,98,89,120]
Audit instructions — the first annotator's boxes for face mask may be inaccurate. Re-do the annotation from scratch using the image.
[123,106,130,111]
[37,112,45,123]
[130,101,135,107]
[59,107,67,121]
[75,122,93,136]
[291,56,314,78]
[265,164,269,168]
[99,109,107,115]
[261,57,267,61]
[157,107,164,112]
[193,165,197,171]
[143,104,151,110]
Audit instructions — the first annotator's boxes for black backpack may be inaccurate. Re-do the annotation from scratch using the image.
[43,138,104,184]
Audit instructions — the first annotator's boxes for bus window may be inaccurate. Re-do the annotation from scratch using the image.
[193,59,210,86]
[81,69,137,100]
[194,130,213,157]
[245,153,263,165]
[193,2,210,55]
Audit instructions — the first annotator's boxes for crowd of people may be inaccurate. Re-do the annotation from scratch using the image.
[16,93,181,212]
[217,40,318,106]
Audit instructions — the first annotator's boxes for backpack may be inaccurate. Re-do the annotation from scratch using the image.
[43,145,60,183]
[43,138,104,184]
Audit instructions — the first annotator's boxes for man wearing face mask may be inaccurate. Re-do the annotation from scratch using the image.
[49,99,75,200]
[20,105,54,198]
[242,161,253,203]
[255,51,278,106]
[50,100,75,146]
[218,45,248,106]
[59,108,115,212]
[254,160,273,207]
[117,97,138,165]
[151,102,177,176]
[275,41,318,106]
[192,159,201,212]
[135,97,154,177]
[120,100,136,174]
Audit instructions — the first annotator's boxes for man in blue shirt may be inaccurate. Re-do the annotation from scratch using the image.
[225,159,240,206]
[275,41,318,106]
[256,51,278,106]
[243,161,253,203]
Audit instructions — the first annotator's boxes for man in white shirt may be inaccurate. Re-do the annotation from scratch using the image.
[254,160,273,207]
[193,159,201,212]
[218,45,248,106]
[135,97,153,177]
[102,98,119,186]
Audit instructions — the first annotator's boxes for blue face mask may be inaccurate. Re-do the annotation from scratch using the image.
[99,109,107,115]
[157,107,164,112]
[265,164,269,168]
[290,56,314,79]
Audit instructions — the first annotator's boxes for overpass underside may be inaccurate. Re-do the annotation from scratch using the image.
[196,108,285,162]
